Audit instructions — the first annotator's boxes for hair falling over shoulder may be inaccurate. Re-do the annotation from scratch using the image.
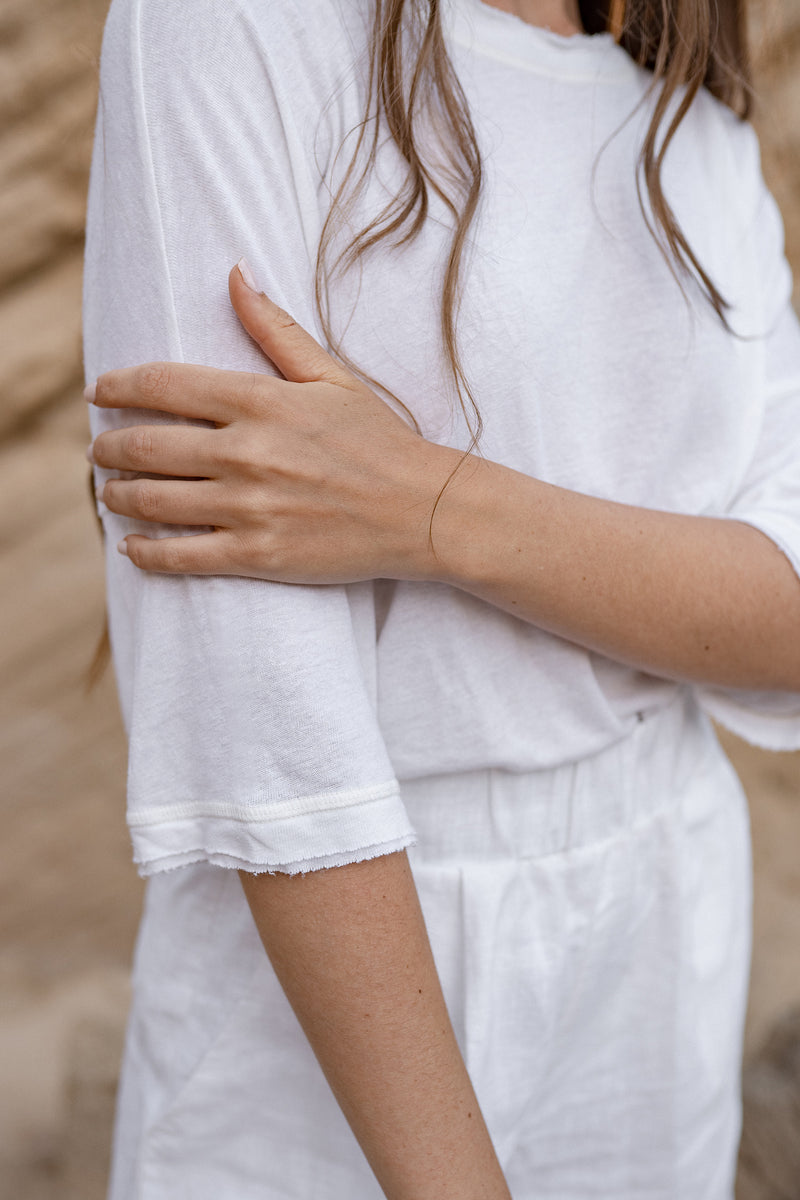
[313,0,753,435]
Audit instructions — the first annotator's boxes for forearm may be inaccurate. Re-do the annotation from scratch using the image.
[420,449,800,691]
[238,852,510,1200]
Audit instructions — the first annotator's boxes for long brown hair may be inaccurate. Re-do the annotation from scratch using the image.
[313,0,752,442]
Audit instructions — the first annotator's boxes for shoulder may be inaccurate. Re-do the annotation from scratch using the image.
[683,87,763,209]
[98,0,371,167]
[649,82,765,245]
[100,0,367,90]
[680,89,791,325]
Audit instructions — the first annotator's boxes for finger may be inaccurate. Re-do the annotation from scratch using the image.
[103,478,231,526]
[88,361,265,424]
[91,424,221,478]
[119,531,238,575]
[230,258,351,387]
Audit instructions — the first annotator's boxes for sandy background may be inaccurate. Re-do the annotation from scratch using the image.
[1,0,799,1196]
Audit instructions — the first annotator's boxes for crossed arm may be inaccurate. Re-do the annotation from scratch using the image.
[88,261,800,692]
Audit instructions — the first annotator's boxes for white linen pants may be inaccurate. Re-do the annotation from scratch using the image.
[107,690,752,1199]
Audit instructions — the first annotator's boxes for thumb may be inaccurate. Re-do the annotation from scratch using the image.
[229,258,347,386]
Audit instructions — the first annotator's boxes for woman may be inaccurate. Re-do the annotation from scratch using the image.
[83,0,800,1195]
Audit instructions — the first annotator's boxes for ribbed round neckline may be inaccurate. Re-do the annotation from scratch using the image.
[444,0,640,82]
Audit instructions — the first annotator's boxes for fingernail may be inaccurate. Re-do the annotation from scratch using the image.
[237,257,260,293]
[84,382,97,403]
[85,441,95,464]
[117,540,129,557]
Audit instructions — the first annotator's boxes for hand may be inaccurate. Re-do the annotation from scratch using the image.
[88,261,459,583]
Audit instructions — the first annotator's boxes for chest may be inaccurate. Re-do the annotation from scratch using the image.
[324,69,761,512]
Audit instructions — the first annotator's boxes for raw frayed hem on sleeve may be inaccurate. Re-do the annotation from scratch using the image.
[132,833,418,879]
[128,781,417,879]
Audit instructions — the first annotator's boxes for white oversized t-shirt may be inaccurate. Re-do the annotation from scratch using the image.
[83,0,800,878]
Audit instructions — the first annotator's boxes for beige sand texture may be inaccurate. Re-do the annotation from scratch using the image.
[0,0,798,1196]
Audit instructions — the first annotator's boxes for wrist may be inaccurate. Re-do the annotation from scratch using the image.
[387,439,457,582]
[404,445,505,589]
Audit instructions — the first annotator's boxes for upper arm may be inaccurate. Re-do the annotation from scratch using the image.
[83,0,415,876]
[695,120,800,746]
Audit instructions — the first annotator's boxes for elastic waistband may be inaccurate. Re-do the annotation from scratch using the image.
[400,690,725,863]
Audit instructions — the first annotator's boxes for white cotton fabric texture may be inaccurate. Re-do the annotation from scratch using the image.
[107,692,753,1199]
[83,0,800,879]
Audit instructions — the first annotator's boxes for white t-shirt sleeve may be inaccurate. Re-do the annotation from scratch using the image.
[83,0,415,876]
[696,127,800,749]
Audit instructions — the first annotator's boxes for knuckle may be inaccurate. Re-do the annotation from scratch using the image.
[125,427,155,468]
[217,429,247,469]
[235,371,266,416]
[235,528,273,571]
[220,424,267,475]
[240,485,262,517]
[131,480,159,519]
[160,539,191,573]
[232,438,266,481]
[272,307,297,333]
[136,362,172,405]
[236,482,270,518]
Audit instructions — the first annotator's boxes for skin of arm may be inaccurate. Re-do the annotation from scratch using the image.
[238,851,511,1200]
[89,261,800,692]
